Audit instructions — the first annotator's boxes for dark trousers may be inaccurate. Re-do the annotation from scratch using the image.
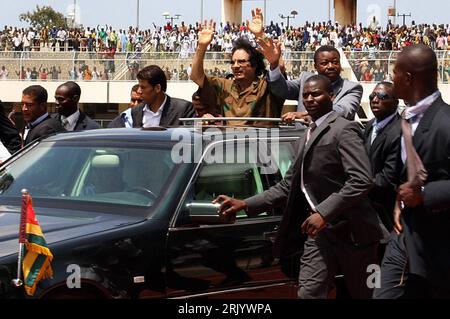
[298,231,378,299]
[373,232,407,299]
[374,232,450,299]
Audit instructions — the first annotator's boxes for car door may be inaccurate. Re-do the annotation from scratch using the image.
[165,137,298,298]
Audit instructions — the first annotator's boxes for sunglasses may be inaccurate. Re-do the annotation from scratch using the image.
[229,59,251,66]
[369,92,390,101]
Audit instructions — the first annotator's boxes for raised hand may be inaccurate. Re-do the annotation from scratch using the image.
[256,38,282,67]
[246,8,264,37]
[198,19,216,47]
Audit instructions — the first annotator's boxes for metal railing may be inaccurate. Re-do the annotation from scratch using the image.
[0,50,448,83]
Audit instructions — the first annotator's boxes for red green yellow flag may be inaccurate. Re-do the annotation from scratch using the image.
[21,194,53,296]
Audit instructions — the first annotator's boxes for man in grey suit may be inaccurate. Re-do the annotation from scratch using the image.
[247,8,362,123]
[108,65,194,128]
[215,75,384,298]
[55,81,101,131]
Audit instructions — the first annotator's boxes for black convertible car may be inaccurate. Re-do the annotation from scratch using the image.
[0,126,304,299]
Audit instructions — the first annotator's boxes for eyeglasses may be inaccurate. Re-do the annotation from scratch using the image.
[369,92,391,101]
[229,59,251,66]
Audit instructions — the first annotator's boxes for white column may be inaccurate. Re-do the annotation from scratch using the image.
[221,0,243,25]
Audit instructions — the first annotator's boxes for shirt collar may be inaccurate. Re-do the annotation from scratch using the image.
[61,109,80,127]
[30,112,49,128]
[373,112,396,130]
[144,95,167,114]
[312,111,334,128]
[404,90,440,120]
[331,76,343,91]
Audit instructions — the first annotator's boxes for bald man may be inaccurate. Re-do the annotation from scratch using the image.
[374,45,450,298]
[55,81,101,131]
[216,75,384,299]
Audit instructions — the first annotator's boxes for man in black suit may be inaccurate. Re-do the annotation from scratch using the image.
[216,75,384,298]
[22,85,65,146]
[374,45,450,298]
[363,82,401,233]
[108,65,194,128]
[0,101,21,154]
[55,81,101,131]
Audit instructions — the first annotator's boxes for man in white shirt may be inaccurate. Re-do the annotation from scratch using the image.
[22,85,65,145]
[108,65,194,128]
[54,81,101,131]
[374,44,450,299]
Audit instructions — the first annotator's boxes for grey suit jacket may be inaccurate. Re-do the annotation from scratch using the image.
[246,112,384,256]
[268,68,363,120]
[108,95,194,128]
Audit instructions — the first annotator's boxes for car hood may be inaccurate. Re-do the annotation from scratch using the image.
[0,205,145,258]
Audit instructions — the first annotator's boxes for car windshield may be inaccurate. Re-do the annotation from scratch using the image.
[0,141,177,209]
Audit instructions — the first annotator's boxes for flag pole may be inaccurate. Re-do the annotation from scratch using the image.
[11,189,29,287]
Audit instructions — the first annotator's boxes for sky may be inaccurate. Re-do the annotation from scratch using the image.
[1,0,449,30]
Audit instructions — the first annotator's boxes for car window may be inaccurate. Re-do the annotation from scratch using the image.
[272,141,296,179]
[0,142,176,209]
[180,139,296,222]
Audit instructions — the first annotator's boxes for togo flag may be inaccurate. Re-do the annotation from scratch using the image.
[21,194,53,296]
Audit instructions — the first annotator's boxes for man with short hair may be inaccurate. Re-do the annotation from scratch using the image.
[0,100,21,155]
[248,8,362,123]
[108,65,194,128]
[190,20,284,126]
[110,84,143,128]
[374,44,450,299]
[55,81,101,131]
[363,82,401,233]
[216,75,384,299]
[22,85,65,145]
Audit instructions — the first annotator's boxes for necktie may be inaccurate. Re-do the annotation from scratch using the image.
[306,122,317,144]
[371,123,381,145]
[401,115,428,187]
[61,118,69,130]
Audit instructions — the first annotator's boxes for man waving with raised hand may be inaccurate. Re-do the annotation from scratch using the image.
[190,18,284,127]
[248,8,363,124]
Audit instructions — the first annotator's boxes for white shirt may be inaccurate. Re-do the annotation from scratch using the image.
[401,91,441,163]
[61,109,80,132]
[121,108,133,128]
[0,142,10,162]
[301,111,334,212]
[142,96,166,128]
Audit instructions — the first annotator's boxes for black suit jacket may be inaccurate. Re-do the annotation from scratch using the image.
[247,112,384,257]
[24,115,66,145]
[73,111,101,131]
[0,101,21,154]
[108,95,194,128]
[363,114,401,231]
[400,96,450,281]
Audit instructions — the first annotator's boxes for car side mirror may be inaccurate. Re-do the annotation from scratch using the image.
[186,202,236,224]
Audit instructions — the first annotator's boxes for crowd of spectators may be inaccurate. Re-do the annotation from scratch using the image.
[1,20,449,54]
[0,20,449,82]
